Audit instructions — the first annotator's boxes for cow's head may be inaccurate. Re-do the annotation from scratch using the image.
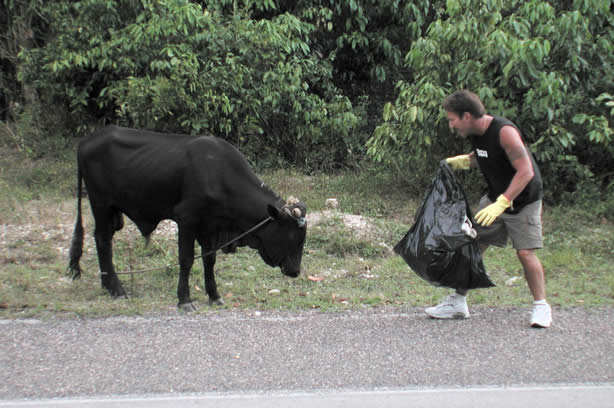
[258,196,307,277]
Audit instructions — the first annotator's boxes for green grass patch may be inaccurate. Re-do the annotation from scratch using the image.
[1,148,613,319]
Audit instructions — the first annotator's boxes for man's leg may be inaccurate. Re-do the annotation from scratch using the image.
[426,243,490,318]
[425,195,500,320]
[516,248,546,301]
[517,248,551,328]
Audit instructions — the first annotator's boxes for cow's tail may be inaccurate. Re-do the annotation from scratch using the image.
[67,164,84,280]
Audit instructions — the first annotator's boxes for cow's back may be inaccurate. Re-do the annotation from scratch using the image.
[178,133,275,223]
[78,126,197,220]
[78,125,269,226]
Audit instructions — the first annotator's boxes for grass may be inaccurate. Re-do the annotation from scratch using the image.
[1,144,613,319]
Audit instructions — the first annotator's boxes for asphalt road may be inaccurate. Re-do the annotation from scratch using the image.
[2,306,613,405]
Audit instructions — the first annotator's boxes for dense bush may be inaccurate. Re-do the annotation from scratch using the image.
[2,0,613,200]
[13,0,370,169]
[367,0,614,203]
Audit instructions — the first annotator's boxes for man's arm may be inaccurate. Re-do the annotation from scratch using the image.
[446,152,478,170]
[499,125,534,202]
[474,126,534,226]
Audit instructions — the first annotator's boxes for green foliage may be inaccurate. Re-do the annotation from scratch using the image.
[4,0,614,187]
[315,0,432,83]
[367,0,614,201]
[17,0,365,170]
[1,0,46,121]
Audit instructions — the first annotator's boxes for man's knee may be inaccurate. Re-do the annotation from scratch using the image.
[516,248,536,261]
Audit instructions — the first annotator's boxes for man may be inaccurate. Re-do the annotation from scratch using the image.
[425,90,552,328]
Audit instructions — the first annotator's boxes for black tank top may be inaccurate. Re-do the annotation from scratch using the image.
[469,116,543,213]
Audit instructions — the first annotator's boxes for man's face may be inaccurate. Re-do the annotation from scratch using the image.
[446,111,472,138]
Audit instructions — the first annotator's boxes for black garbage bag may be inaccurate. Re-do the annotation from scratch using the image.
[394,161,495,290]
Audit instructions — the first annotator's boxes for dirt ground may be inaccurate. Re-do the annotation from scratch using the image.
[0,202,382,268]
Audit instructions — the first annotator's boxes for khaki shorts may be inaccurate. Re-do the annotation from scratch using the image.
[475,195,543,250]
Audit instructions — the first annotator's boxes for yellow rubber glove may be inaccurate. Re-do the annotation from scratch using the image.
[445,154,472,170]
[475,195,512,226]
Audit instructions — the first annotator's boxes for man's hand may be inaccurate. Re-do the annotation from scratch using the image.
[475,195,512,226]
[445,154,472,170]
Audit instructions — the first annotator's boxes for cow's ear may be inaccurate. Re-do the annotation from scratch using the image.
[267,204,282,220]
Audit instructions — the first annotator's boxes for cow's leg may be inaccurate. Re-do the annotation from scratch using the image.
[177,225,197,312]
[202,251,223,306]
[92,207,126,298]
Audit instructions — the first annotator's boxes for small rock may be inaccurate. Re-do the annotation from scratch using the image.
[325,198,338,209]
[505,276,521,287]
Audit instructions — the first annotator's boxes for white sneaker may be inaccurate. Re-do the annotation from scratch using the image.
[530,303,552,328]
[425,294,470,319]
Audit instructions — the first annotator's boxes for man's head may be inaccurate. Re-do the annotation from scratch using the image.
[443,90,485,118]
[443,90,485,138]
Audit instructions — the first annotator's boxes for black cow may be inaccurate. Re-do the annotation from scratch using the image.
[68,125,307,311]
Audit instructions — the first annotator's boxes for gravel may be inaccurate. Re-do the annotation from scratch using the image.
[1,307,613,400]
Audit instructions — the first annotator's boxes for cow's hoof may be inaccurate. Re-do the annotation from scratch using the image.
[108,286,128,299]
[178,302,198,312]
[115,291,128,299]
[209,297,225,306]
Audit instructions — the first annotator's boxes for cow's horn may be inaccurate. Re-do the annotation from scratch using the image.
[292,207,301,217]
